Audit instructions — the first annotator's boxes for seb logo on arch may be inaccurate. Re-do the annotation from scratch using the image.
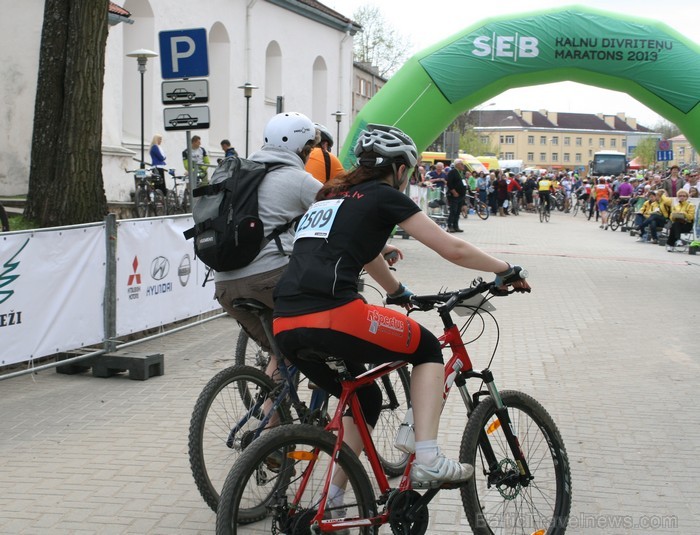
[472,34,540,59]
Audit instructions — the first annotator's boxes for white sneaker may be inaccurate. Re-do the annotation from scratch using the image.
[410,453,474,489]
[666,245,674,252]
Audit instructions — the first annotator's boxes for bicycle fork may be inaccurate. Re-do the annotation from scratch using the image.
[458,370,533,486]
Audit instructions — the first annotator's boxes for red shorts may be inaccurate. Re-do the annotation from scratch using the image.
[274,299,421,355]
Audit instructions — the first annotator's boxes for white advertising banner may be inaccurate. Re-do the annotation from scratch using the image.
[115,216,220,336]
[0,225,105,366]
[407,184,430,212]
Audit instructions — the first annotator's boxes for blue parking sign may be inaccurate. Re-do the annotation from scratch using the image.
[159,28,209,79]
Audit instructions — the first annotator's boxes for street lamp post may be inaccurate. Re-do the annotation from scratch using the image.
[331,111,345,155]
[238,83,258,157]
[126,49,158,169]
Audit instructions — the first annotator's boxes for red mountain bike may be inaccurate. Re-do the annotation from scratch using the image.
[216,276,572,534]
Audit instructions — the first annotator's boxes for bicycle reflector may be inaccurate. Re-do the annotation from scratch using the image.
[486,420,502,435]
[287,450,318,461]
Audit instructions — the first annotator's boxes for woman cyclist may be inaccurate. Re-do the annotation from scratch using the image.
[273,124,530,499]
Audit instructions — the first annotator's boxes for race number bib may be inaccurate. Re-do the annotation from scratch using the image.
[294,199,344,241]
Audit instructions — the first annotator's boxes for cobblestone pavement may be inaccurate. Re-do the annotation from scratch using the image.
[1,209,698,534]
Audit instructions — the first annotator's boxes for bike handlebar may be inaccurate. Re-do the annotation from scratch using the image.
[397,272,530,313]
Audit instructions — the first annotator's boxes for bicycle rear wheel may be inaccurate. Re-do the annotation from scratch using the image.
[165,189,179,214]
[216,424,376,534]
[373,366,411,477]
[188,365,292,512]
[545,208,550,223]
[459,390,571,534]
[135,189,149,218]
[539,206,544,223]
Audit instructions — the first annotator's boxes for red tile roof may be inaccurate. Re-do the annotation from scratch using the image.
[109,2,130,18]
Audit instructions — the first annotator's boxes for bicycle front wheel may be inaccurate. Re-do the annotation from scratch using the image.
[153,190,166,216]
[609,211,621,231]
[539,206,544,223]
[544,208,551,223]
[459,390,571,534]
[216,424,376,534]
[188,365,292,512]
[477,201,489,220]
[135,189,149,218]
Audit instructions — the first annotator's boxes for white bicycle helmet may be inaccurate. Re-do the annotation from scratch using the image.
[354,124,418,168]
[263,112,316,154]
[314,123,334,147]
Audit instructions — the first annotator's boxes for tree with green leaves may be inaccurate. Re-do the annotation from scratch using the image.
[633,137,659,169]
[352,5,411,78]
[24,0,109,227]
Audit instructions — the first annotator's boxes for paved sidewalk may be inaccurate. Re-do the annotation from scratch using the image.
[1,209,698,534]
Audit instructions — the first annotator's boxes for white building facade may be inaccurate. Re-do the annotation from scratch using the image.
[0,0,358,201]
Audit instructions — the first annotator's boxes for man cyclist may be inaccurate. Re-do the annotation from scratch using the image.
[537,174,554,212]
[182,135,211,183]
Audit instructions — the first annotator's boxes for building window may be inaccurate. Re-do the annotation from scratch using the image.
[539,152,546,161]
[563,153,570,162]
[527,152,534,161]
[599,138,605,148]
[622,139,627,148]
[359,79,369,96]
[576,137,582,146]
[528,135,534,144]
[504,152,515,159]
[503,135,515,144]
[575,153,582,162]
[589,137,593,146]
[552,153,558,162]
[679,146,685,156]
[610,139,617,148]
[479,135,489,145]
[588,149,593,157]
[540,136,547,145]
[551,136,559,145]
[564,137,570,146]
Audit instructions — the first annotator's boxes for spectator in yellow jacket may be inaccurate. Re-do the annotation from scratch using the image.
[667,189,696,251]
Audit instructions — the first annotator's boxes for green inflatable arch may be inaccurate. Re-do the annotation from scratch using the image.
[341,5,700,168]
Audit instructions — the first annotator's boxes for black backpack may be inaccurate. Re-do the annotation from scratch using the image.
[183,156,297,272]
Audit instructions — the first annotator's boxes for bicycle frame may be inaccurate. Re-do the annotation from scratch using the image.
[301,304,533,533]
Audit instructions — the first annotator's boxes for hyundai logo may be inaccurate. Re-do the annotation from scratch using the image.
[150,256,170,281]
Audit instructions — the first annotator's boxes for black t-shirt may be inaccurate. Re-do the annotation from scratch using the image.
[274,180,421,316]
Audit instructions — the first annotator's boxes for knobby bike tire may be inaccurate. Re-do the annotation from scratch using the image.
[216,424,376,534]
[188,365,292,512]
[153,190,166,216]
[135,189,149,218]
[459,390,571,535]
[165,190,179,215]
[235,330,269,370]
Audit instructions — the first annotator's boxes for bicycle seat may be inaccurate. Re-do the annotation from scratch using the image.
[231,298,271,313]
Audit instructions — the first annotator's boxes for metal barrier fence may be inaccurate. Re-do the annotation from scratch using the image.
[0,214,220,377]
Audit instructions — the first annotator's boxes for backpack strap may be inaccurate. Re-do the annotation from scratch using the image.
[262,214,302,255]
[322,148,331,182]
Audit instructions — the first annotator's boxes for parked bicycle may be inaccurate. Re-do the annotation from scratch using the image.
[126,167,166,218]
[461,193,490,220]
[164,169,192,214]
[216,276,572,535]
[189,299,411,514]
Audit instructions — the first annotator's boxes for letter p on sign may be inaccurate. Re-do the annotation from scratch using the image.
[159,28,209,79]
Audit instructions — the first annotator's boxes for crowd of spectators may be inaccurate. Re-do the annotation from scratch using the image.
[411,160,698,253]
